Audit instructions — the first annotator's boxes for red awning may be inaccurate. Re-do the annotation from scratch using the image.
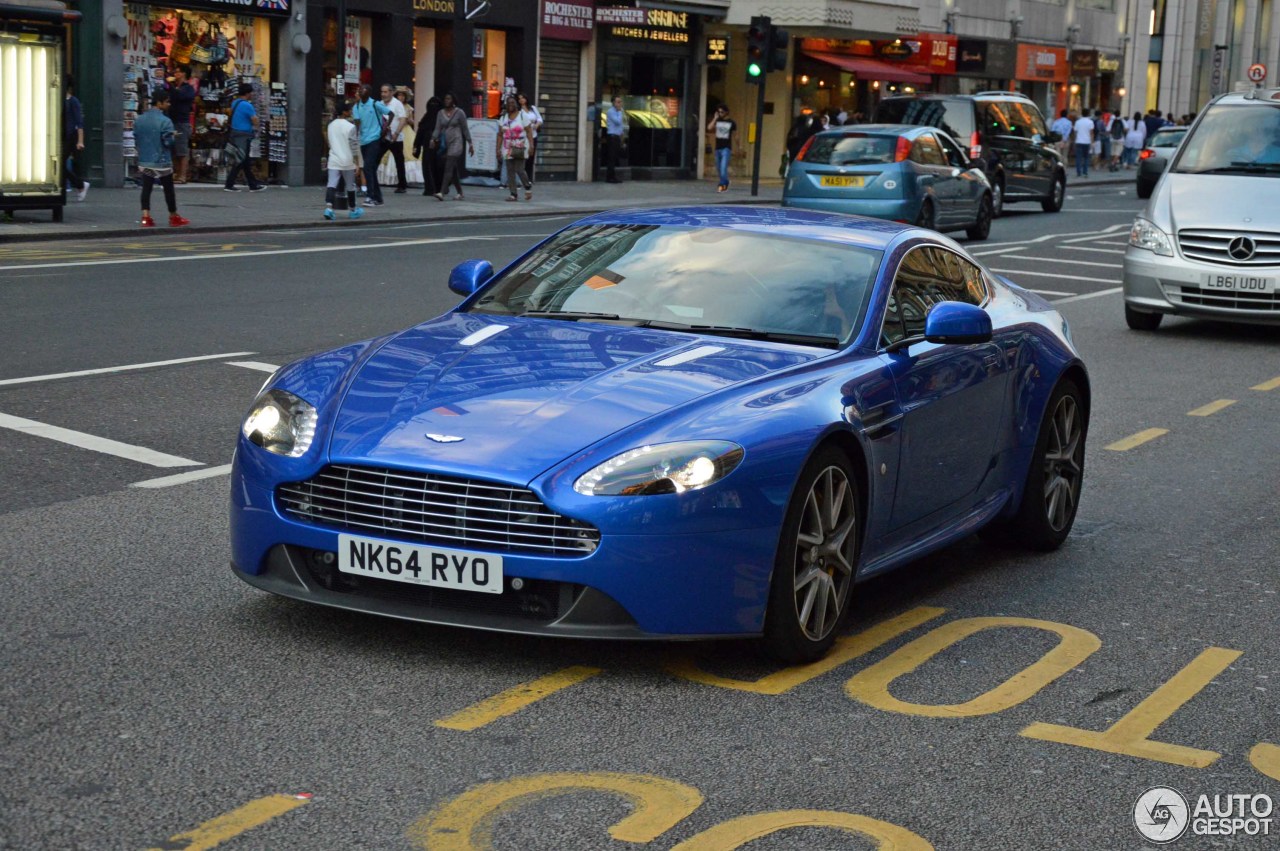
[802,51,932,84]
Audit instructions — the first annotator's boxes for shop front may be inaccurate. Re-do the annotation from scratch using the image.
[120,0,291,185]
[1013,44,1068,116]
[1068,49,1123,112]
[537,0,593,181]
[796,35,955,120]
[595,5,698,179]
[948,38,1017,95]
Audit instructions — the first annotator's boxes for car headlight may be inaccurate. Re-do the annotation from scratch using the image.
[1129,218,1174,256]
[573,440,744,496]
[241,389,318,458]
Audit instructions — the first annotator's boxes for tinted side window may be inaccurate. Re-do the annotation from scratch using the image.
[980,102,1011,136]
[875,98,973,142]
[937,133,968,166]
[885,247,988,345]
[1003,102,1044,140]
[911,135,945,166]
[1022,103,1049,138]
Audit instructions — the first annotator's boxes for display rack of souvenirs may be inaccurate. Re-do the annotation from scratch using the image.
[267,83,288,164]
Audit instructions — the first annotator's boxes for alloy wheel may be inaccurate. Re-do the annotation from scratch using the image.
[992,181,1004,216]
[1042,395,1083,532]
[792,466,857,641]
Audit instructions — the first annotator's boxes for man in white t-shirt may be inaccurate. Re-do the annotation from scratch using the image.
[1072,111,1094,178]
[380,83,409,193]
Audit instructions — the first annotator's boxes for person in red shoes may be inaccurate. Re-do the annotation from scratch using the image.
[134,89,189,227]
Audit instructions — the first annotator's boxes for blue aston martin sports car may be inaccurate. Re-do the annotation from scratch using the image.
[230,206,1089,662]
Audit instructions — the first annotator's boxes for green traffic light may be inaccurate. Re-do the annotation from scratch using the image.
[747,62,763,77]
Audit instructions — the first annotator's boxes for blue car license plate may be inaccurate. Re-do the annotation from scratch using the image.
[337,533,503,594]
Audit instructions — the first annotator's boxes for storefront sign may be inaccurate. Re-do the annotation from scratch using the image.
[123,4,152,68]
[1070,49,1098,76]
[597,5,689,41]
[541,0,594,41]
[985,39,1016,78]
[1098,52,1121,73]
[870,35,955,74]
[706,36,728,64]
[343,16,361,81]
[133,0,291,17]
[1015,44,1067,82]
[956,39,986,74]
[879,40,913,60]
[466,117,501,173]
[233,15,255,77]
[412,0,456,14]
[597,6,646,24]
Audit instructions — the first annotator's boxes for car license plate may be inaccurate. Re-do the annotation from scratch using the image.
[819,175,865,188]
[337,533,503,594]
[1202,273,1276,294]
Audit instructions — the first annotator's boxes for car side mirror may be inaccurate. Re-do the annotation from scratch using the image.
[924,301,992,345]
[448,259,494,297]
[969,157,987,172]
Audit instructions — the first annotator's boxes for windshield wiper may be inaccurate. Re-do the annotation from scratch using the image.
[519,310,624,321]
[639,320,840,347]
[1182,162,1280,174]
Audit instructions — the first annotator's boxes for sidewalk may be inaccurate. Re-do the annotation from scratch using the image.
[0,171,1135,243]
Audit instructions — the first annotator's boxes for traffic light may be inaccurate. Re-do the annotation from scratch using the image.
[746,16,770,84]
[767,26,790,72]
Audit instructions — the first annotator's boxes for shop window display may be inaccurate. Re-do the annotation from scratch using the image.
[121,6,278,185]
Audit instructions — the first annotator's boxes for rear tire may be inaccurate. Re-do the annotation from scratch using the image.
[966,194,993,241]
[1007,379,1086,551]
[1041,173,1066,213]
[1125,304,1163,330]
[915,199,936,231]
[991,177,1005,218]
[762,447,861,663]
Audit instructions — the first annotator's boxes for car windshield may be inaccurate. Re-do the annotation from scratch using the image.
[803,133,899,165]
[1148,128,1186,148]
[1172,104,1280,174]
[468,224,884,347]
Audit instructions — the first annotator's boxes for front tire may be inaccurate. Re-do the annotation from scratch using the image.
[1041,173,1066,213]
[1007,380,1086,551]
[991,177,1005,217]
[966,194,993,241]
[1125,304,1163,330]
[762,448,861,663]
[915,198,936,231]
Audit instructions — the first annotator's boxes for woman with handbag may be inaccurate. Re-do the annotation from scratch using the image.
[516,92,542,186]
[430,93,473,201]
[498,95,533,202]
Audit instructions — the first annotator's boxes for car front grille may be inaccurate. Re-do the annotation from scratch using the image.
[1162,282,1280,312]
[1177,229,1280,267]
[277,465,600,556]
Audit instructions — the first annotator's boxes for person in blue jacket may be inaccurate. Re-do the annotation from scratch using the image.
[134,89,190,227]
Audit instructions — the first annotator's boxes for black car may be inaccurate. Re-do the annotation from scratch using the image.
[873,92,1067,216]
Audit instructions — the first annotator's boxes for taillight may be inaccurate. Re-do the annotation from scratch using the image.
[795,136,816,162]
[969,131,982,159]
[1139,148,1154,160]
[895,136,912,162]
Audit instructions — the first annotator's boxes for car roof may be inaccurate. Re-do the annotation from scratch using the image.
[572,205,914,251]
[879,92,1033,103]
[813,124,934,137]
[1211,88,1280,105]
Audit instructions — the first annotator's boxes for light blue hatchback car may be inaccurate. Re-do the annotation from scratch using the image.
[783,124,994,240]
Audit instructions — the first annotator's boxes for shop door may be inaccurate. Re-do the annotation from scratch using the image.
[537,40,580,180]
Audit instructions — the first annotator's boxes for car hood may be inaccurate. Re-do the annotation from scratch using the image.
[328,314,823,483]
[1160,174,1280,231]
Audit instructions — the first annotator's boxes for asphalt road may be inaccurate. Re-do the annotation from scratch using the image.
[2,185,1277,850]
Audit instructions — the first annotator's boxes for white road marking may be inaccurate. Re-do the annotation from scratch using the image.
[1062,229,1130,244]
[131,464,233,488]
[0,351,256,387]
[989,269,1120,284]
[226,361,281,373]
[0,412,202,468]
[977,223,1127,250]
[995,255,1120,269]
[971,246,1029,257]
[1027,289,1075,296]
[0,236,498,273]
[1052,286,1124,304]
[1062,245,1126,255]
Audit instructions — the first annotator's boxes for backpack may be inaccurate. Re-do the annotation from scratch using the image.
[1110,117,1125,140]
[1093,117,1105,137]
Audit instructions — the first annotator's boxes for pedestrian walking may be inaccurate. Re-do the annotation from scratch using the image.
[412,95,443,197]
[323,101,364,221]
[223,83,264,192]
[1123,112,1146,168]
[134,89,189,228]
[706,104,736,192]
[516,92,543,186]
[430,92,473,201]
[605,95,626,183]
[1072,110,1094,177]
[1091,109,1106,169]
[63,76,89,202]
[499,95,534,202]
[1108,111,1126,171]
[1051,109,1072,160]
[1143,109,1166,140]
[379,83,409,194]
[351,84,390,206]
[169,65,196,183]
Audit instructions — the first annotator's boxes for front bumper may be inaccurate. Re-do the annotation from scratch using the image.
[1122,247,1280,326]
[230,466,780,638]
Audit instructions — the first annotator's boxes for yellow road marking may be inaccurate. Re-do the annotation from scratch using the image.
[1250,743,1280,782]
[669,810,934,850]
[1252,376,1280,391]
[1187,399,1236,417]
[434,665,602,731]
[666,607,946,695]
[1021,647,1242,767]
[145,794,310,851]
[407,771,702,849]
[844,617,1101,718]
[1105,428,1168,451]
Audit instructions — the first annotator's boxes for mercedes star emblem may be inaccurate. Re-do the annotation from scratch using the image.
[1228,236,1257,261]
